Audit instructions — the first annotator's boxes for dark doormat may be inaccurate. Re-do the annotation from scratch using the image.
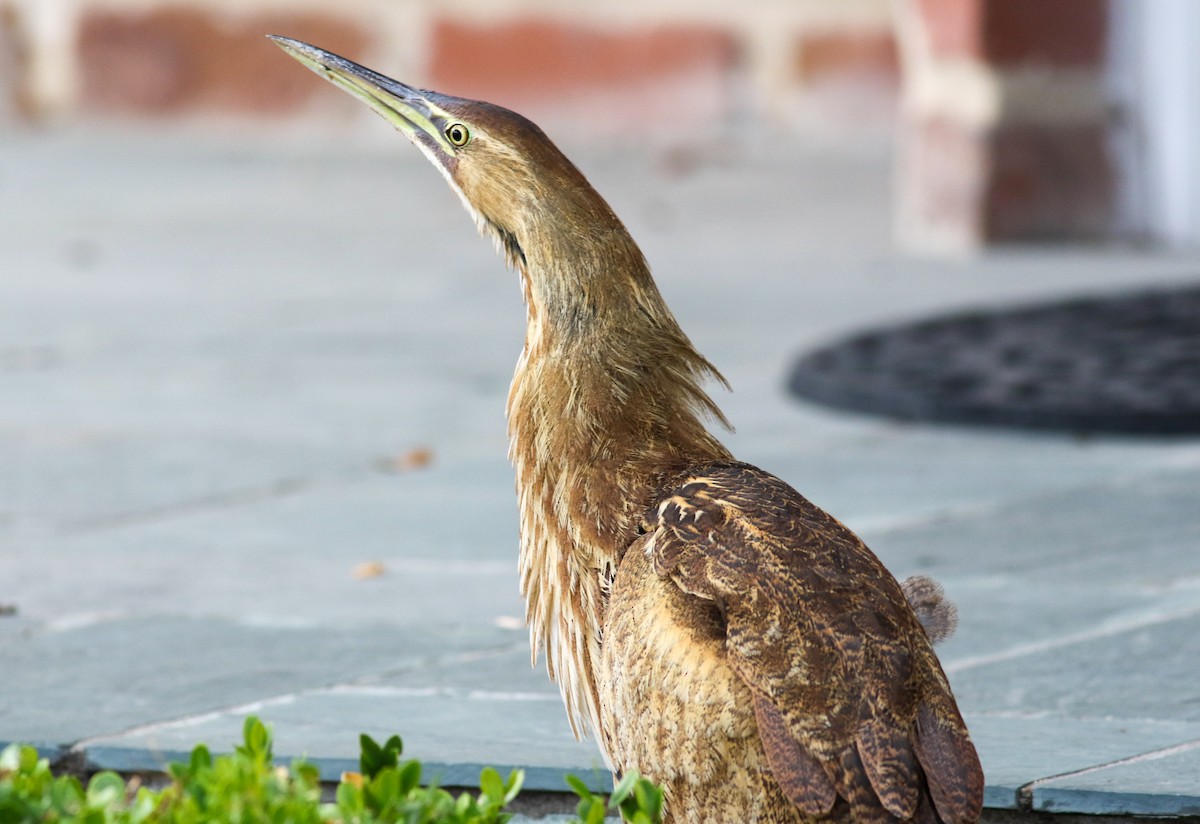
[787,285,1200,435]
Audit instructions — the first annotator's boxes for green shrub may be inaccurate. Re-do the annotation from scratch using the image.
[0,716,662,824]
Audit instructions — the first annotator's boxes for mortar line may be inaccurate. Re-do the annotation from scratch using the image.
[1018,737,1200,802]
[51,458,404,537]
[857,456,1200,541]
[68,641,529,754]
[944,600,1200,674]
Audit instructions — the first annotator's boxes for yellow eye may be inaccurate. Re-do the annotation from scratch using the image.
[445,122,470,147]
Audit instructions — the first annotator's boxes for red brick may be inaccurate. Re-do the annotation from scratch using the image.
[0,9,23,118]
[982,0,1107,68]
[427,18,739,128]
[912,0,1107,67]
[795,30,899,84]
[914,0,983,61]
[985,122,1114,240]
[900,114,1115,245]
[78,9,369,115]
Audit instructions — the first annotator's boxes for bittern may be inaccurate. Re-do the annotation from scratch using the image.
[271,36,984,823]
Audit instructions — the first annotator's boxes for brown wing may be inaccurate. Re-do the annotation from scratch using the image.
[647,461,983,824]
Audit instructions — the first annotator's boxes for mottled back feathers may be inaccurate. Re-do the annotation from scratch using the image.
[647,461,983,823]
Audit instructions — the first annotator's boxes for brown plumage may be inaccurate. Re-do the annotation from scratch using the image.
[272,36,985,823]
[606,464,980,821]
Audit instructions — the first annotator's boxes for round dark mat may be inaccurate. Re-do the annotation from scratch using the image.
[787,285,1200,435]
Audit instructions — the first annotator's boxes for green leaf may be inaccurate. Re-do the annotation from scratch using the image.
[479,767,505,803]
[382,734,403,759]
[127,792,153,822]
[12,744,39,775]
[455,791,477,817]
[360,733,383,778]
[49,774,85,812]
[503,769,524,804]
[85,771,127,808]
[397,759,421,796]
[189,743,212,773]
[634,778,663,820]
[564,774,593,800]
[359,732,402,779]
[79,807,107,824]
[294,761,321,788]
[610,770,639,806]
[240,716,272,760]
[0,743,21,772]
[367,766,401,812]
[336,779,364,812]
[0,722,540,824]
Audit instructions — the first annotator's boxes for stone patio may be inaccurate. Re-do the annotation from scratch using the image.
[2,128,1198,819]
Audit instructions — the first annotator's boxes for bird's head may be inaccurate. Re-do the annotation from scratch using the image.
[269,36,623,273]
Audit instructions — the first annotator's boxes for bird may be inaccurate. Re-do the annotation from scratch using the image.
[270,36,985,823]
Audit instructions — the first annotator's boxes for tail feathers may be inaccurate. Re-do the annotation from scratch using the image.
[857,719,920,819]
[832,746,899,824]
[915,783,942,824]
[756,695,983,824]
[914,703,985,824]
[753,694,837,815]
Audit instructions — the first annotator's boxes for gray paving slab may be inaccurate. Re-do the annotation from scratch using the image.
[965,715,1200,810]
[1032,742,1200,816]
[4,130,1200,817]
[932,581,1195,674]
[375,643,556,693]
[3,470,528,630]
[0,425,349,530]
[953,611,1200,723]
[753,431,1200,536]
[0,616,511,747]
[870,466,1200,583]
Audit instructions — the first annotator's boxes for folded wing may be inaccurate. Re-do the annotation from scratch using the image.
[647,461,983,824]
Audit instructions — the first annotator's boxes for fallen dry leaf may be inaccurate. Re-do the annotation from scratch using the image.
[377,447,434,473]
[352,561,386,580]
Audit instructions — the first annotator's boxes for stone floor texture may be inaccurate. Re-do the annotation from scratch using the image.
[2,128,1199,819]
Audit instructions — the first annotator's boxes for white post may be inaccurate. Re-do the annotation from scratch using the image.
[5,0,80,120]
[1111,0,1200,247]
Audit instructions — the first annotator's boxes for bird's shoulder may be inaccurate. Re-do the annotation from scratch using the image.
[646,459,916,636]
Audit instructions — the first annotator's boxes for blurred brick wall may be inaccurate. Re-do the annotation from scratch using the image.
[894,0,1116,250]
[0,0,898,138]
[1,0,1121,249]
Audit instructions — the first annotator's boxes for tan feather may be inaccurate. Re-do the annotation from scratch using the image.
[902,576,959,647]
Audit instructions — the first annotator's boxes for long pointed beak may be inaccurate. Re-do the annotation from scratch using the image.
[268,35,456,156]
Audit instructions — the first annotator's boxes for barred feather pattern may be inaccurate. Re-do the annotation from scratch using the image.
[598,461,984,823]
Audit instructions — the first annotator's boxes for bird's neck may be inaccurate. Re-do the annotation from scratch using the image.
[510,225,731,548]
[505,224,731,738]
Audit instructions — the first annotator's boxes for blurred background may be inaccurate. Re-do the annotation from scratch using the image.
[4,1,1200,804]
[2,0,1198,252]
